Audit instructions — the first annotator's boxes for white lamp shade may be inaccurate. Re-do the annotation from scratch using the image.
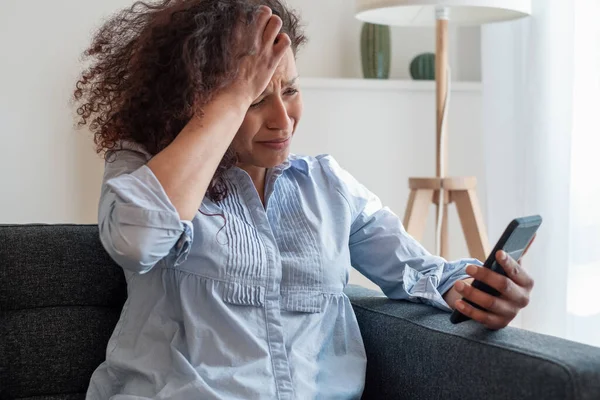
[355,0,531,26]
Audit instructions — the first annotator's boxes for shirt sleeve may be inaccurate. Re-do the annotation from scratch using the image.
[320,155,482,312]
[98,147,193,274]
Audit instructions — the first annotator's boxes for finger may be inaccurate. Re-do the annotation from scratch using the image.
[240,6,271,54]
[496,250,535,291]
[454,280,518,319]
[272,33,291,57]
[252,6,272,38]
[262,14,283,46]
[466,264,530,308]
[466,264,518,297]
[256,5,273,25]
[455,300,509,330]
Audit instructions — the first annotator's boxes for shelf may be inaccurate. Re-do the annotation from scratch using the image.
[299,77,481,92]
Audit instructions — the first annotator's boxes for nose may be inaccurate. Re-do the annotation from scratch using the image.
[266,95,293,132]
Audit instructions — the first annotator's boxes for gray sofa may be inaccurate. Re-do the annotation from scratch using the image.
[1,224,600,400]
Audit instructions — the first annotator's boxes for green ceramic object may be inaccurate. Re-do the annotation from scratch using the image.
[360,23,391,79]
[410,53,436,80]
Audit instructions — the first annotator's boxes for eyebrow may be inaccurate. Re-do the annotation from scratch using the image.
[285,76,299,86]
[260,76,299,97]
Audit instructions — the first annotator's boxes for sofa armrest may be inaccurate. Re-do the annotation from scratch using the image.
[345,285,600,400]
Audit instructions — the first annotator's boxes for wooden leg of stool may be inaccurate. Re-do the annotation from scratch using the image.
[453,189,490,261]
[403,188,433,241]
[437,203,449,259]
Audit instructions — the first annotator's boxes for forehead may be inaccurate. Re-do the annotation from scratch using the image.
[271,49,298,82]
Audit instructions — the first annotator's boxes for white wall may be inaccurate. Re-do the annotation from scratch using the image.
[0,0,484,290]
[287,0,481,81]
[0,0,123,224]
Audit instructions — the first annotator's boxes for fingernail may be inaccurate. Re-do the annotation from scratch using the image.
[466,265,477,275]
[500,250,508,261]
[457,301,466,311]
[455,281,465,292]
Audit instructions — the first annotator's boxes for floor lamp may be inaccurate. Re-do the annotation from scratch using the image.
[355,0,531,261]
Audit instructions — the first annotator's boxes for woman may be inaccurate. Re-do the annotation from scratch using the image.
[74,0,534,398]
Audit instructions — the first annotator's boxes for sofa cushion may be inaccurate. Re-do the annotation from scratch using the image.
[344,285,600,400]
[0,225,126,399]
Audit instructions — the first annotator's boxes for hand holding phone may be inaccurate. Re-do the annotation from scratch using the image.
[450,215,541,327]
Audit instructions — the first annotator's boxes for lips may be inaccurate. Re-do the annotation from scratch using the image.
[257,137,291,150]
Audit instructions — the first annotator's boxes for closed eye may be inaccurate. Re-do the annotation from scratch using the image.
[250,98,265,108]
[250,88,299,109]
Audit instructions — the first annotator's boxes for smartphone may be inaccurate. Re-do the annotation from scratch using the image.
[450,215,542,324]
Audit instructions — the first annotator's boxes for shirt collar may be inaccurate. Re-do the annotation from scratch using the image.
[280,154,309,176]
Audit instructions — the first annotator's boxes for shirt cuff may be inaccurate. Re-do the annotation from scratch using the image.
[402,258,483,312]
[173,220,194,266]
[401,265,450,312]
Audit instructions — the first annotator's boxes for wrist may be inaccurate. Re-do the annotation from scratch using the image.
[179,90,250,142]
[187,89,250,134]
[215,86,254,111]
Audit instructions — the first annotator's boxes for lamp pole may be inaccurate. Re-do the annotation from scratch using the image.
[435,6,450,255]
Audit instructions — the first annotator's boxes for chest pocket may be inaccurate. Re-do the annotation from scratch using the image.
[268,177,325,313]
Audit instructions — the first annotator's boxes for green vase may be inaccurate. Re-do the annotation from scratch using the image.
[361,23,391,79]
[410,53,435,80]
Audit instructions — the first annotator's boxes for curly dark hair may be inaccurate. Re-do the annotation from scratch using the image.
[74,0,306,202]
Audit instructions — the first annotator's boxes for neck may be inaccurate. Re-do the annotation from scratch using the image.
[238,163,267,204]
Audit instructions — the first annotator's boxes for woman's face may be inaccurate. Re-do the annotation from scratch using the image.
[232,48,303,170]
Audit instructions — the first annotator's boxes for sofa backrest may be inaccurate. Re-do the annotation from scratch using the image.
[0,224,126,400]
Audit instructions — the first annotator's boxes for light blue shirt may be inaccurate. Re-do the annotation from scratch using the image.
[86,142,481,399]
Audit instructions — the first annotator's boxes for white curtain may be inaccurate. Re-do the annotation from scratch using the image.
[481,0,600,347]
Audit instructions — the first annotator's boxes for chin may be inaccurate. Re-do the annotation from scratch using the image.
[258,149,291,169]
[237,143,292,170]
[267,153,290,168]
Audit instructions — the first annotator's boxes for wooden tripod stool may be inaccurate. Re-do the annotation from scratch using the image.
[401,15,490,262]
[403,177,490,262]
